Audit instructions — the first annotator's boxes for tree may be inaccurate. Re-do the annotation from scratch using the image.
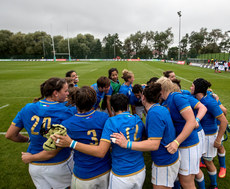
[153,28,173,58]
[0,30,13,58]
[9,32,26,58]
[189,28,207,55]
[90,39,102,59]
[123,37,133,58]
[219,31,230,53]
[180,33,189,59]
[102,33,122,59]
[138,45,152,59]
[24,31,50,58]
[167,47,178,60]
[129,31,144,58]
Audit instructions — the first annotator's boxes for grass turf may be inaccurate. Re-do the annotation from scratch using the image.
[0,60,229,188]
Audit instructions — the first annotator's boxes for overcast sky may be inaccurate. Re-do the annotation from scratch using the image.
[1,0,229,46]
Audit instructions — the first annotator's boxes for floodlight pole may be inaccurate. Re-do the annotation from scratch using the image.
[177,11,182,60]
[114,38,116,59]
[42,37,46,58]
[52,36,56,62]
[67,25,71,61]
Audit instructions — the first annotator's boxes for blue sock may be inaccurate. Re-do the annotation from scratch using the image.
[218,152,226,168]
[196,175,206,189]
[208,170,217,187]
[173,180,181,189]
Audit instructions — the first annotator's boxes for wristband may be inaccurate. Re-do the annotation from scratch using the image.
[70,140,77,149]
[127,141,132,149]
[174,139,180,147]
[195,117,200,123]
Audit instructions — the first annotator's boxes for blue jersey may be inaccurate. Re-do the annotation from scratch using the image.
[183,94,203,132]
[12,99,74,164]
[129,92,142,106]
[146,104,179,166]
[61,110,111,180]
[162,92,199,147]
[130,85,145,106]
[101,112,145,176]
[181,89,191,95]
[91,83,113,109]
[64,101,78,114]
[200,95,223,135]
[118,83,132,100]
[207,90,222,125]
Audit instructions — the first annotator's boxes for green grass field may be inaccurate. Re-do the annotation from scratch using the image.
[0,60,229,188]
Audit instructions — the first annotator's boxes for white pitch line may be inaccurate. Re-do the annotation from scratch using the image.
[90,68,97,72]
[0,132,28,135]
[0,104,9,109]
[176,76,192,83]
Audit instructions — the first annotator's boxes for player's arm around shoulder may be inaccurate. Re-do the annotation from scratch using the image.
[52,134,111,158]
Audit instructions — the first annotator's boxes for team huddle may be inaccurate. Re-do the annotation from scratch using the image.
[5,68,228,189]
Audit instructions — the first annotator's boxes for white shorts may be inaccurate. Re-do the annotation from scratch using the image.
[109,168,146,189]
[203,133,218,159]
[197,129,206,157]
[135,106,146,119]
[151,157,180,187]
[179,144,199,175]
[29,155,74,189]
[71,171,110,189]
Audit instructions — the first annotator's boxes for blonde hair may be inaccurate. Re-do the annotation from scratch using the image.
[156,76,175,93]
[121,69,134,82]
[172,83,181,92]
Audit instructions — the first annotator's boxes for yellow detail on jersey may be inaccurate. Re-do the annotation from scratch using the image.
[43,117,51,130]
[134,124,140,141]
[31,116,52,135]
[87,129,98,145]
[31,115,40,135]
[126,125,140,141]
[126,127,130,140]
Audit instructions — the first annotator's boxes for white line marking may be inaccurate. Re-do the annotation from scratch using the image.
[60,62,92,64]
[0,104,9,109]
[0,132,28,135]
[176,76,192,83]
[90,68,97,72]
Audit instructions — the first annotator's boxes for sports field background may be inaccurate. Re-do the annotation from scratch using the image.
[0,61,229,188]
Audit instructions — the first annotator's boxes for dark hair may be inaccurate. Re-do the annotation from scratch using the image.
[111,94,128,112]
[65,70,76,77]
[75,86,96,111]
[33,77,67,102]
[132,84,143,94]
[163,70,174,78]
[108,68,118,80]
[143,83,162,103]
[147,77,159,85]
[193,78,211,95]
[66,87,79,106]
[65,77,74,89]
[97,76,110,88]
[171,78,181,89]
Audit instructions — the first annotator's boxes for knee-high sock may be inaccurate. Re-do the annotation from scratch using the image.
[218,152,226,168]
